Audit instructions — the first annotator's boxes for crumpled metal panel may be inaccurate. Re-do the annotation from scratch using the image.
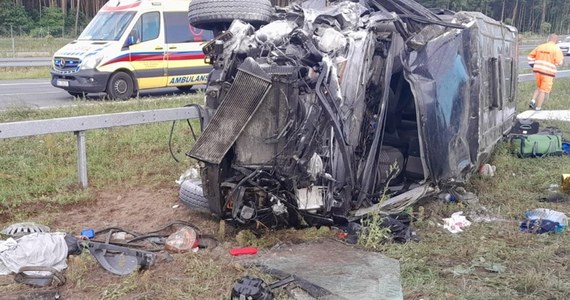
[402,12,517,183]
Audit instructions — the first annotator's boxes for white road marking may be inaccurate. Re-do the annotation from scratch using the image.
[0,91,61,96]
[0,82,50,86]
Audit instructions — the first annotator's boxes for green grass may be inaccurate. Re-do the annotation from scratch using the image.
[0,37,73,57]
[0,66,51,80]
[518,76,570,110]
[0,95,203,208]
[2,78,570,298]
[375,78,570,299]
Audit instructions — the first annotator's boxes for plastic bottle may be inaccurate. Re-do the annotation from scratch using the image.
[525,208,568,233]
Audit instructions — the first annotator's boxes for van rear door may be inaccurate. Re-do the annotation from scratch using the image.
[128,11,168,89]
[164,11,213,88]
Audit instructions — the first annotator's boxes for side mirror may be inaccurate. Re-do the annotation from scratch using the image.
[126,35,137,47]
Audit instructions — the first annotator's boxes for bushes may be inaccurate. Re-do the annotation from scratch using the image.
[0,0,31,35]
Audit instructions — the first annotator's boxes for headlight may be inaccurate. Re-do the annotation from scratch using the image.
[81,56,103,70]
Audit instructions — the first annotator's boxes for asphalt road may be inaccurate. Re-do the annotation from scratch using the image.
[0,56,569,110]
[0,79,198,109]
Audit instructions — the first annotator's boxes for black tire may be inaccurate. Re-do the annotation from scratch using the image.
[179,179,211,213]
[106,71,134,100]
[176,85,194,93]
[68,91,85,98]
[188,0,273,31]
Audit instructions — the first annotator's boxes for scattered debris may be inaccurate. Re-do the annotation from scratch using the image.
[229,247,258,256]
[14,289,60,300]
[472,257,507,274]
[356,212,418,246]
[441,212,472,234]
[1,222,50,238]
[484,263,507,273]
[0,219,216,285]
[467,206,498,223]
[80,228,95,239]
[450,187,479,205]
[510,119,539,135]
[539,193,568,203]
[81,240,155,275]
[451,265,474,276]
[175,168,200,185]
[0,232,69,276]
[451,258,506,276]
[230,276,274,300]
[563,142,570,154]
[165,227,198,253]
[111,231,133,240]
[246,239,402,299]
[478,164,496,177]
[437,193,456,202]
[14,266,66,287]
[520,208,568,234]
[243,266,335,299]
[561,174,570,191]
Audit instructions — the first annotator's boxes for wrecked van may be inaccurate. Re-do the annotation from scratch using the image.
[183,0,518,227]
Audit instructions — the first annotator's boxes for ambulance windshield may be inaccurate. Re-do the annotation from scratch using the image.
[79,11,136,41]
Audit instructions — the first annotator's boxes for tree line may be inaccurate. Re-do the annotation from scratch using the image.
[419,0,568,35]
[0,0,566,37]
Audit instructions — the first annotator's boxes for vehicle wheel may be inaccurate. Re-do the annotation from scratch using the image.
[176,85,193,93]
[188,0,273,30]
[179,179,211,213]
[106,71,134,100]
[68,91,85,98]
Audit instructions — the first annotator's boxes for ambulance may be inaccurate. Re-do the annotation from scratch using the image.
[50,0,213,99]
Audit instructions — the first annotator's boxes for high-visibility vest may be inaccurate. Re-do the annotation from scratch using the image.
[528,42,563,77]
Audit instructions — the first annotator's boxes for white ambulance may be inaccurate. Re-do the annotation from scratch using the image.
[50,0,213,99]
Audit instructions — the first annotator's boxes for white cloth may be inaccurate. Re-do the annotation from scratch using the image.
[441,212,472,234]
[0,232,68,276]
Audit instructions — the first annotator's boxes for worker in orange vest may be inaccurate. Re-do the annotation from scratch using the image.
[528,34,564,111]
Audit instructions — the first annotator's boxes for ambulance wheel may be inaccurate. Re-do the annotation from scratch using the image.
[188,0,273,31]
[107,71,134,100]
[176,85,193,93]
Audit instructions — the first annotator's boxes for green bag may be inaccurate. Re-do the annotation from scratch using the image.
[511,134,563,158]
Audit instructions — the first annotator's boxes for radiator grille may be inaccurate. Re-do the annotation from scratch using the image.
[187,58,272,164]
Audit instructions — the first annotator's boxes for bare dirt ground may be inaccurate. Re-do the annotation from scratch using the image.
[0,186,247,300]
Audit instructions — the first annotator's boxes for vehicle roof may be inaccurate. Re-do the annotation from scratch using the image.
[101,0,190,12]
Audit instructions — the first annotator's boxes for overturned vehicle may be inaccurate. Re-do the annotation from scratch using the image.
[183,0,518,227]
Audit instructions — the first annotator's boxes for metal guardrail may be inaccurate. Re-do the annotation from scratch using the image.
[0,107,200,188]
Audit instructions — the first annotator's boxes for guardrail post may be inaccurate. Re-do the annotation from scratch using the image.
[75,130,88,188]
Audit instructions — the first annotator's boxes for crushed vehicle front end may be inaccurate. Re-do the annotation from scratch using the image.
[187,0,517,228]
